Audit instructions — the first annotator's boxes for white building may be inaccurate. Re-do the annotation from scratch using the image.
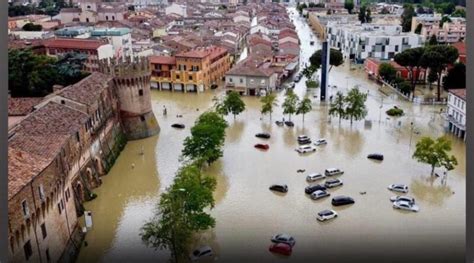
[90,28,133,58]
[446,89,466,140]
[165,3,187,17]
[327,23,423,62]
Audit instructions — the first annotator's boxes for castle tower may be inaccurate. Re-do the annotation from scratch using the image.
[99,56,160,140]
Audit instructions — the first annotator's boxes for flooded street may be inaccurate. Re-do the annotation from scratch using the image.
[77,8,465,263]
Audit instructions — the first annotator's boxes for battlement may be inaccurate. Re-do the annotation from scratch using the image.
[98,56,150,78]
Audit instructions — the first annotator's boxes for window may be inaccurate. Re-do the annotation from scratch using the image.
[60,199,64,210]
[38,185,45,201]
[395,45,399,52]
[24,240,33,260]
[106,16,109,21]
[61,100,65,104]
[65,188,70,202]
[229,78,233,83]
[22,200,29,218]
[240,78,243,83]
[138,89,143,96]
[41,223,47,239]
[189,76,193,81]
[140,116,145,122]
[58,203,62,215]
[176,74,180,79]
[112,16,115,20]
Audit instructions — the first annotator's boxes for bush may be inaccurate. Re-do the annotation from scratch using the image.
[306,80,319,88]
[398,82,412,94]
[386,107,404,116]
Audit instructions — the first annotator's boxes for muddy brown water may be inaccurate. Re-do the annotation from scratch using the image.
[76,8,465,263]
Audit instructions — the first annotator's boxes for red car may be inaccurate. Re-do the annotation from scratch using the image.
[254,143,269,150]
[269,243,292,256]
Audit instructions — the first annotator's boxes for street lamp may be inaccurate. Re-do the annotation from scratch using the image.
[378,96,384,123]
[409,122,414,147]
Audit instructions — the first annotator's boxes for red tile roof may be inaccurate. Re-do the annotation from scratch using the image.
[449,89,466,100]
[8,97,44,116]
[57,72,113,106]
[43,38,107,50]
[451,42,466,56]
[149,56,176,65]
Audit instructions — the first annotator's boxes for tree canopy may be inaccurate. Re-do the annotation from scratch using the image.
[344,0,354,14]
[260,93,278,120]
[216,91,246,119]
[401,5,415,32]
[344,87,368,124]
[296,96,312,123]
[282,89,299,121]
[378,62,397,82]
[412,136,458,176]
[394,47,425,94]
[309,48,344,72]
[329,91,346,123]
[443,62,465,90]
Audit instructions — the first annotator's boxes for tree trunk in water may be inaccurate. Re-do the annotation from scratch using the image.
[436,71,442,101]
[431,165,435,176]
[302,114,305,123]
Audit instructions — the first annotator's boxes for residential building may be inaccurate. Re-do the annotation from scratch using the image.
[165,3,187,17]
[58,1,128,24]
[150,55,176,90]
[412,14,466,43]
[43,38,114,72]
[327,24,423,62]
[364,57,426,82]
[90,28,133,58]
[452,42,466,64]
[225,56,277,96]
[446,89,466,140]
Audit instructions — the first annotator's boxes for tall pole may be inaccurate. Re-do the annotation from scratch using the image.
[320,41,329,101]
[409,122,414,147]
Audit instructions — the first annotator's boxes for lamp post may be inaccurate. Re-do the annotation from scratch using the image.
[409,121,414,147]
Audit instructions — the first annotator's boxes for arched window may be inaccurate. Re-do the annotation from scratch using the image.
[106,16,109,21]
[112,16,115,21]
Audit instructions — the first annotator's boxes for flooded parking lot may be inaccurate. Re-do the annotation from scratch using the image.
[76,8,465,263]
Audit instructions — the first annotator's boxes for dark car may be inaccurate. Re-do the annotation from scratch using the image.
[305,184,327,194]
[293,75,301,83]
[298,139,311,145]
[256,133,271,139]
[331,196,355,206]
[275,121,284,126]
[171,123,185,129]
[269,184,288,193]
[285,121,295,127]
[367,153,384,161]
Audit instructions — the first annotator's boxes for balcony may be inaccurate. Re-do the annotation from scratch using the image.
[447,114,465,130]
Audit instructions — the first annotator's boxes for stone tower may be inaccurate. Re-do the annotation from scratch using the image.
[99,56,160,140]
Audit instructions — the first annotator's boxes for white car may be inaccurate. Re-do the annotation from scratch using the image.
[296,145,316,153]
[317,209,338,221]
[311,190,330,200]
[393,200,419,212]
[324,168,344,176]
[306,173,325,182]
[325,178,343,188]
[190,246,213,261]
[297,135,310,141]
[314,139,327,146]
[390,196,415,205]
[388,184,409,193]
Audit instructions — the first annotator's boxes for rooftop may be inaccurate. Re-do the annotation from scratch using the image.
[8,97,44,116]
[43,38,108,50]
[149,55,176,65]
[449,89,466,100]
[57,72,113,106]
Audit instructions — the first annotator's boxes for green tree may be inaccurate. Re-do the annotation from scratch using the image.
[427,34,438,46]
[420,45,458,101]
[22,23,42,31]
[260,93,278,120]
[296,96,312,123]
[182,111,228,166]
[344,0,354,14]
[344,87,368,125]
[414,23,423,34]
[141,163,217,262]
[358,5,367,23]
[443,62,466,90]
[412,136,458,176]
[309,48,344,73]
[394,47,425,96]
[401,5,415,32]
[55,52,90,86]
[329,91,346,123]
[439,16,452,27]
[427,70,438,89]
[297,3,307,14]
[282,89,299,121]
[378,62,397,82]
[451,8,466,17]
[217,91,245,119]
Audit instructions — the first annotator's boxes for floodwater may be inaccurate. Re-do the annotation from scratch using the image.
[76,8,465,263]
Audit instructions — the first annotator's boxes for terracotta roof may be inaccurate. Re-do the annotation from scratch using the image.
[449,89,466,100]
[451,42,466,56]
[60,8,81,13]
[43,38,107,50]
[8,97,44,116]
[226,57,274,77]
[8,148,51,200]
[57,72,113,106]
[149,55,176,65]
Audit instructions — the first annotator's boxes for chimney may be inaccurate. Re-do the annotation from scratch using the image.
[53,85,65,93]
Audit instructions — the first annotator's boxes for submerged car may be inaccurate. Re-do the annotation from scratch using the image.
[314,139,328,146]
[306,173,325,182]
[317,209,338,221]
[285,121,295,127]
[269,242,292,256]
[390,196,415,205]
[367,153,384,161]
[171,123,185,129]
[305,184,327,194]
[331,195,355,206]
[256,133,271,139]
[296,145,316,153]
[269,184,288,193]
[190,246,213,261]
[297,135,312,145]
[271,234,296,247]
[293,75,302,83]
[275,121,284,126]
[393,200,419,212]
[324,168,344,176]
[310,190,330,200]
[388,184,409,193]
[325,178,343,188]
[254,143,270,150]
